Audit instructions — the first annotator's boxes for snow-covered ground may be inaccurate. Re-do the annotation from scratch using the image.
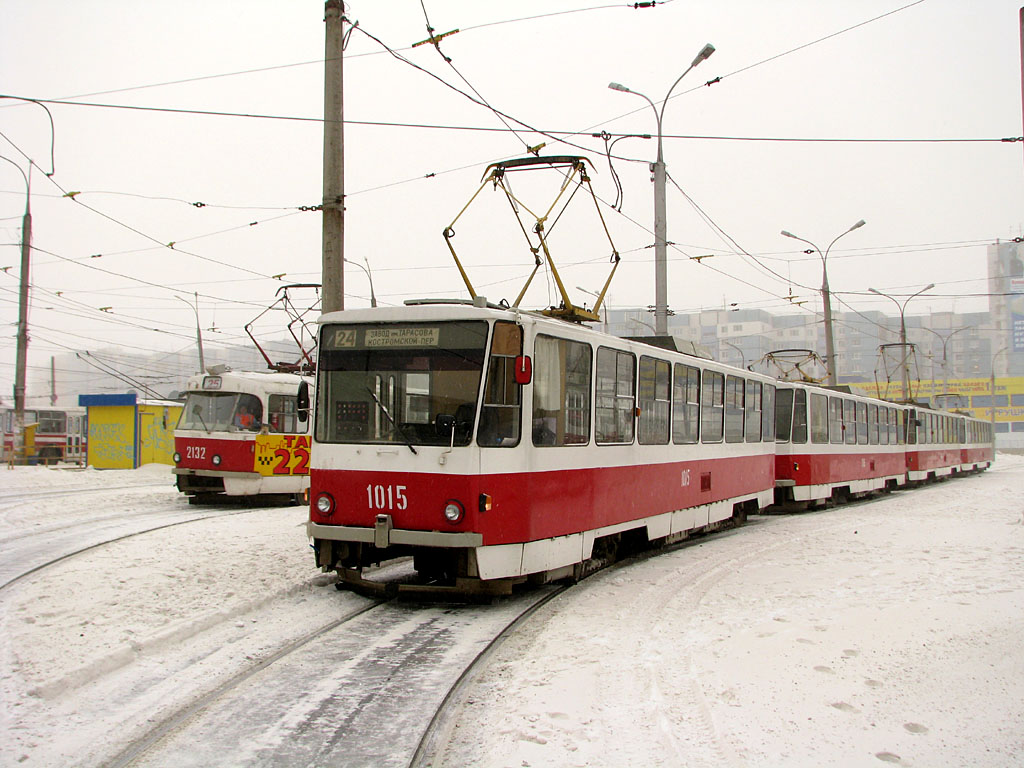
[1,457,1023,767]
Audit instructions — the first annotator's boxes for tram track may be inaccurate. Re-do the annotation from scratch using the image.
[103,583,567,768]
[0,500,269,593]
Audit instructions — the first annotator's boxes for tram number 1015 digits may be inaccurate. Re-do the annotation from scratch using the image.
[367,484,408,511]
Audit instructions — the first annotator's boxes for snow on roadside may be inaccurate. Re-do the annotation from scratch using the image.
[439,456,1024,768]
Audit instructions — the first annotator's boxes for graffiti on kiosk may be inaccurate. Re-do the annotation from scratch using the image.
[89,421,133,464]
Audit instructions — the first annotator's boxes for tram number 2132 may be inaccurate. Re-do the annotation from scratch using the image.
[367,484,408,511]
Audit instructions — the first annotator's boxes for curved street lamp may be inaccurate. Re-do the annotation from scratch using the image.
[780,219,865,386]
[921,325,974,404]
[176,293,206,374]
[345,256,376,307]
[868,283,935,400]
[608,42,715,336]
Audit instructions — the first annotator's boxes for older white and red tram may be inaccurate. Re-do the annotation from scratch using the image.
[173,367,314,503]
[1,406,87,464]
[303,301,995,595]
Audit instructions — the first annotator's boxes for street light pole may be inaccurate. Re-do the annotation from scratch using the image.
[722,339,746,369]
[921,325,973,405]
[576,286,608,333]
[609,42,715,336]
[868,283,935,401]
[780,219,865,387]
[176,293,205,374]
[346,256,377,307]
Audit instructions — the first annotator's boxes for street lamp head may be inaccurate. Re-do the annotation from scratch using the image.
[923,282,935,291]
[849,219,866,231]
[780,230,797,239]
[608,82,631,93]
[868,287,882,296]
[691,43,716,67]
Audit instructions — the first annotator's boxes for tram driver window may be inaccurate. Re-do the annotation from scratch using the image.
[480,322,523,447]
[233,394,263,431]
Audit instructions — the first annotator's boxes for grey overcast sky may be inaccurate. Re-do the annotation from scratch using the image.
[2,0,1023,399]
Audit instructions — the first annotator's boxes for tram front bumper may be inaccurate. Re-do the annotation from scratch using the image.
[307,517,483,548]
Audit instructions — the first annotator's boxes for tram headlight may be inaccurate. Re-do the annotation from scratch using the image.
[212,454,222,466]
[173,452,181,463]
[443,500,465,524]
[316,493,335,516]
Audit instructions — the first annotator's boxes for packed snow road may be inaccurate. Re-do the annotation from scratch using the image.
[2,458,1023,767]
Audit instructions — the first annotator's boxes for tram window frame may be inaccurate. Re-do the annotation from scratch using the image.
[890,408,899,444]
[596,346,635,445]
[481,322,525,448]
[37,410,66,435]
[745,380,763,442]
[791,389,808,444]
[842,400,856,445]
[672,363,700,444]
[775,388,794,443]
[532,334,591,447]
[906,409,917,445]
[856,402,868,445]
[810,393,829,444]
[701,370,725,443]
[762,383,776,442]
[267,394,304,434]
[725,375,745,443]
[829,396,844,444]
[879,406,889,445]
[638,356,671,445]
[869,404,879,445]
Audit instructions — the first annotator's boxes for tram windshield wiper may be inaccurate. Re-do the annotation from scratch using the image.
[365,386,418,455]
[192,404,211,435]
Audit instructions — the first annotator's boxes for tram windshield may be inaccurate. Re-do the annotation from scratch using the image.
[316,321,488,447]
[178,392,263,432]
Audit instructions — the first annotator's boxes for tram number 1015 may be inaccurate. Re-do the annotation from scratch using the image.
[366,484,408,511]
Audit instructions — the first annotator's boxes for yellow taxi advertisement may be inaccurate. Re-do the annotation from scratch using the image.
[254,434,311,476]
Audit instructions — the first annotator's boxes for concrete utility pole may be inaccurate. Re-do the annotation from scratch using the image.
[322,0,345,313]
[2,157,32,463]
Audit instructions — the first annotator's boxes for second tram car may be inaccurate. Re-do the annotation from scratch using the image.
[173,368,314,503]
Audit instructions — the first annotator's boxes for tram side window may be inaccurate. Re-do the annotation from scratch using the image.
[481,322,524,447]
[958,418,966,444]
[906,409,917,445]
[672,363,700,444]
[638,356,670,445]
[596,347,634,444]
[792,389,808,444]
[37,411,66,434]
[267,394,303,434]
[869,405,879,445]
[878,406,889,445]
[810,393,829,444]
[844,400,857,445]
[701,370,725,443]
[533,334,591,447]
[829,397,844,444]
[762,384,776,442]
[725,375,745,443]
[775,388,794,443]
[745,380,762,442]
[889,408,898,444]
[856,402,868,445]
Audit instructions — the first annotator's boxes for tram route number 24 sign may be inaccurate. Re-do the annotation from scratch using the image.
[254,434,311,476]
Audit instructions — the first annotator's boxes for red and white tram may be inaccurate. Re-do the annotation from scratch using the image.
[173,368,314,503]
[905,404,992,482]
[1,406,87,464]
[305,302,780,595]
[773,383,911,507]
